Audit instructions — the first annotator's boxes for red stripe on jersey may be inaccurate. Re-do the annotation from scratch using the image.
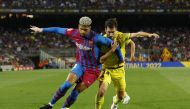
[80,50,84,66]
[85,41,89,68]
[88,51,93,69]
[76,49,80,62]
[91,37,99,72]
[91,45,99,72]
[88,38,94,70]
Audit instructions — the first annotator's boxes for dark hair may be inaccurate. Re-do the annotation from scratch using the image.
[105,18,118,28]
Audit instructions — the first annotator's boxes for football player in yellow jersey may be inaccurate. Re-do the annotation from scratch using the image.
[95,18,159,109]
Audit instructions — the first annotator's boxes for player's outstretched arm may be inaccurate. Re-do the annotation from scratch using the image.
[100,42,118,64]
[30,26,43,33]
[30,26,68,35]
[130,32,159,39]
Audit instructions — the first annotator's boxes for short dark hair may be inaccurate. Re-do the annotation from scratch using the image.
[105,18,118,28]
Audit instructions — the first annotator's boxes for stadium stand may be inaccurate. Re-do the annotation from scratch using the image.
[0,0,190,9]
[0,0,190,70]
[0,26,189,63]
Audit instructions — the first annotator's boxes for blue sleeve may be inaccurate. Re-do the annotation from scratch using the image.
[42,27,67,35]
[94,35,123,62]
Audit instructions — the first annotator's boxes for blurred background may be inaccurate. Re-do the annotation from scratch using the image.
[0,0,190,71]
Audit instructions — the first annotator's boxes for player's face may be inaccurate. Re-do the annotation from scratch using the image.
[105,27,117,38]
[79,24,91,36]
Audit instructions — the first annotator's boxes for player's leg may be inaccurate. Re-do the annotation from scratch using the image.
[123,92,130,104]
[62,70,99,108]
[115,70,130,105]
[39,63,83,109]
[62,82,87,108]
[95,69,111,109]
[49,73,77,105]
[111,67,129,109]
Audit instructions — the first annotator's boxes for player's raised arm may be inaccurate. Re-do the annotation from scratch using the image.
[129,32,159,39]
[95,35,123,62]
[30,26,69,35]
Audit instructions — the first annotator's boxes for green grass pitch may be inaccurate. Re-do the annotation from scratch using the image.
[0,68,190,109]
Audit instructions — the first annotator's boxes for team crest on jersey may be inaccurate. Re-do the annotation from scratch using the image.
[76,42,92,51]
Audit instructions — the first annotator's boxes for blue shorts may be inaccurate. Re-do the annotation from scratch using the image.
[71,63,84,79]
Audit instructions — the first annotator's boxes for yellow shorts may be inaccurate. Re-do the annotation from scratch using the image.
[99,67,126,92]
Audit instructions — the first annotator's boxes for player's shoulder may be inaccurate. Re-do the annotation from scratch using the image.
[93,33,103,41]
[94,33,105,38]
[115,31,125,38]
[67,28,76,32]
[119,31,131,38]
[66,28,78,35]
[115,31,125,37]
[115,31,123,35]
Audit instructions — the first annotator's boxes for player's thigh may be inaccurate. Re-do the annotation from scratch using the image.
[74,69,100,93]
[98,81,109,96]
[111,68,126,92]
[81,69,99,88]
[68,63,84,83]
[74,82,87,92]
[99,69,111,86]
[66,73,78,83]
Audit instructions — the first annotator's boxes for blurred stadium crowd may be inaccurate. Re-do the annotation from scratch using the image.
[131,27,190,62]
[0,0,190,68]
[0,0,190,9]
[0,26,190,67]
[0,27,73,67]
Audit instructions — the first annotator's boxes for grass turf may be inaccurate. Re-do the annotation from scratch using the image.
[0,68,190,109]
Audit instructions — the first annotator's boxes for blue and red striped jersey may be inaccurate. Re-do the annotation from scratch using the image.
[43,27,123,71]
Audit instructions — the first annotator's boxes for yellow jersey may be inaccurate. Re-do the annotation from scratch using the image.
[101,31,131,68]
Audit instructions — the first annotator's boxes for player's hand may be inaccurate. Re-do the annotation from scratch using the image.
[148,33,159,39]
[130,56,136,62]
[110,42,119,53]
[30,25,43,33]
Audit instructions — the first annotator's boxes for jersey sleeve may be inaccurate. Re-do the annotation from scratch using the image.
[94,35,124,62]
[125,39,132,44]
[123,33,131,43]
[43,27,68,35]
[42,27,76,38]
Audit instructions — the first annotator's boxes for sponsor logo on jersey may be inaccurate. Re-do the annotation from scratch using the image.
[76,42,92,51]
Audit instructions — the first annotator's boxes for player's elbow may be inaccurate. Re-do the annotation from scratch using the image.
[100,59,104,64]
[100,57,106,64]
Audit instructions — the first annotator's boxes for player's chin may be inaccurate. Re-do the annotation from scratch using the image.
[108,36,114,38]
[81,33,87,36]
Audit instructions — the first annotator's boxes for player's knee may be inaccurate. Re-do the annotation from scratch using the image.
[75,82,87,92]
[98,90,105,97]
[66,73,78,83]
[98,87,106,97]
